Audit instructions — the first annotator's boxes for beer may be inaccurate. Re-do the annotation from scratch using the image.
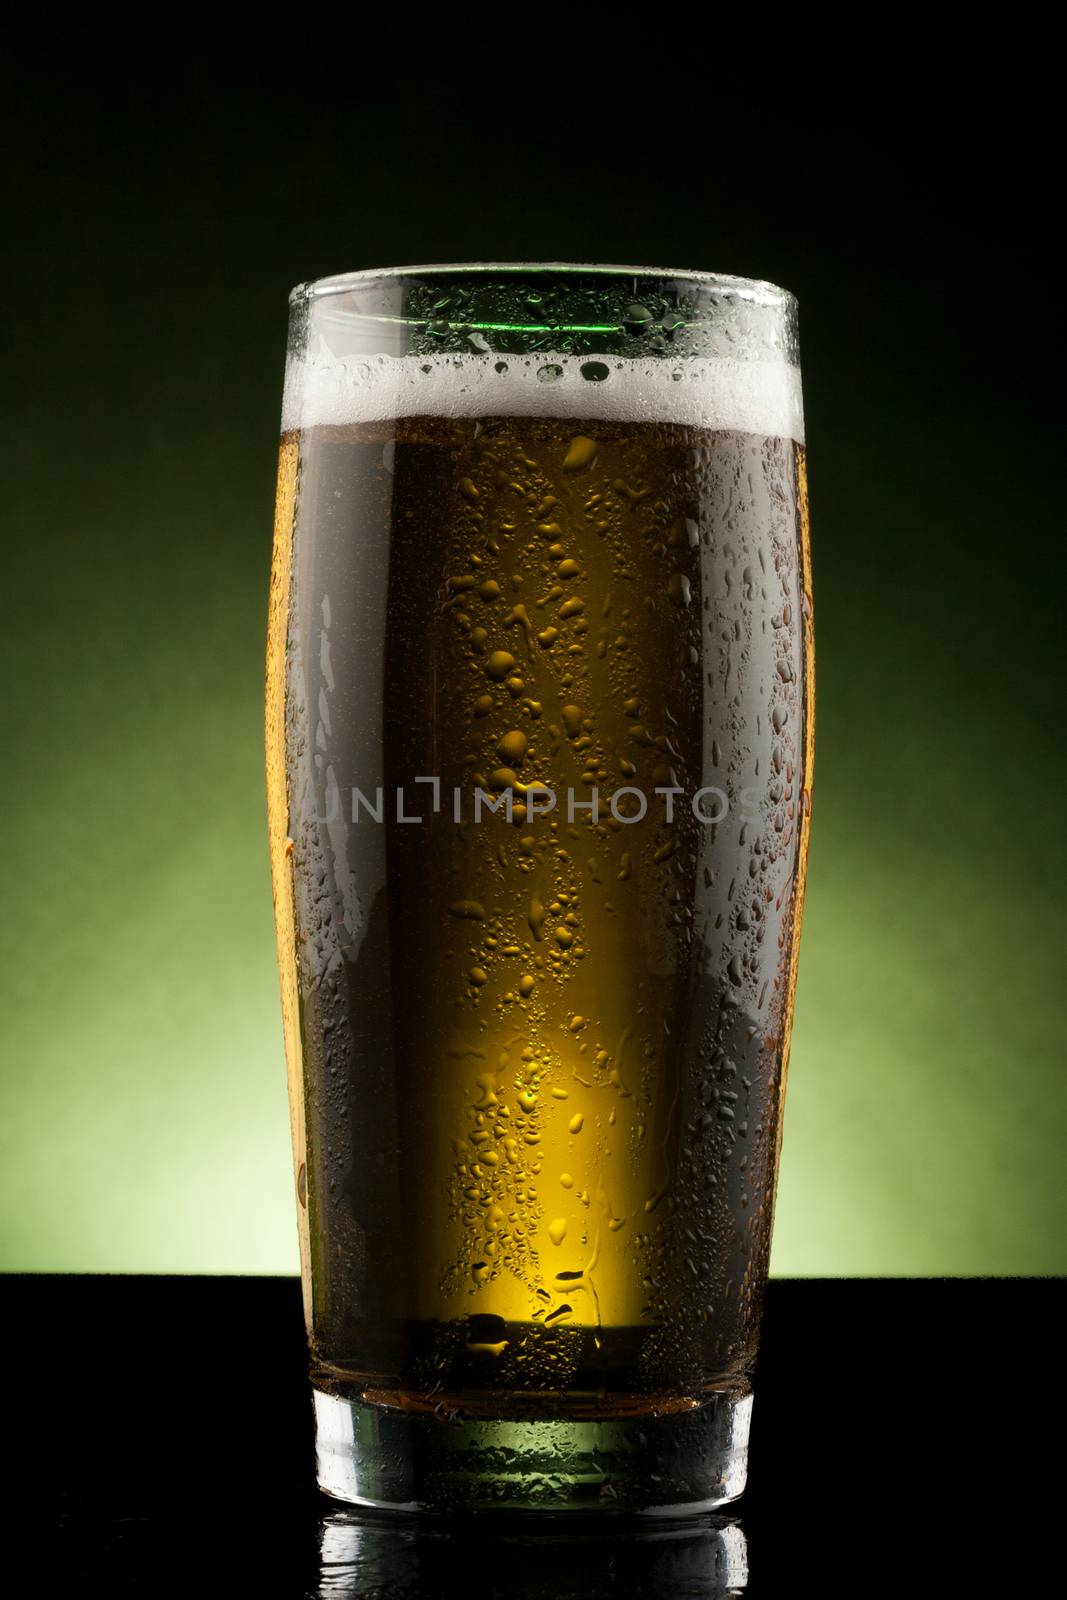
[269,355,811,1395]
[267,271,813,1510]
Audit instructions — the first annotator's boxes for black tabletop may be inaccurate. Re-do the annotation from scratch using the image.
[8,1276,1059,1593]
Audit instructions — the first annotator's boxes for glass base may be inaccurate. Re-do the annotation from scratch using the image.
[313,1386,752,1514]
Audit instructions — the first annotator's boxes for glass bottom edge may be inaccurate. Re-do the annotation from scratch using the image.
[313,1385,752,1514]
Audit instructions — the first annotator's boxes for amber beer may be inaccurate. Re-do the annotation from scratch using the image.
[266,267,813,1512]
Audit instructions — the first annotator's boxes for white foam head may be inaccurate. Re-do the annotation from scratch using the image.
[282,346,804,444]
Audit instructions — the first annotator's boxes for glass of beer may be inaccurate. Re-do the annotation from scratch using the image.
[266,265,813,1514]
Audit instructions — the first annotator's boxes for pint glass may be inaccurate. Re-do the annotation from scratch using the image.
[266,265,813,1513]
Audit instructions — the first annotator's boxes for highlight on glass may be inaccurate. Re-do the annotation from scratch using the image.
[266,264,814,1513]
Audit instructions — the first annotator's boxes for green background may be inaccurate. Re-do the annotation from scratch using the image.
[1,91,1061,1276]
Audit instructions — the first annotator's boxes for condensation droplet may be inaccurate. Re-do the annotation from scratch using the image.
[563,435,598,472]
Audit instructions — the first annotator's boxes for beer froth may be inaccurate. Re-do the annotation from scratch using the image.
[281,349,805,443]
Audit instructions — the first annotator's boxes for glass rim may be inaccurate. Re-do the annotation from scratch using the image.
[290,262,795,312]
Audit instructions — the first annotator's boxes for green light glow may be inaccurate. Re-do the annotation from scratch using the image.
[461,321,624,334]
[358,314,629,334]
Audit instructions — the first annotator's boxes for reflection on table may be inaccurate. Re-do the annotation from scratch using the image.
[315,1509,747,1598]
